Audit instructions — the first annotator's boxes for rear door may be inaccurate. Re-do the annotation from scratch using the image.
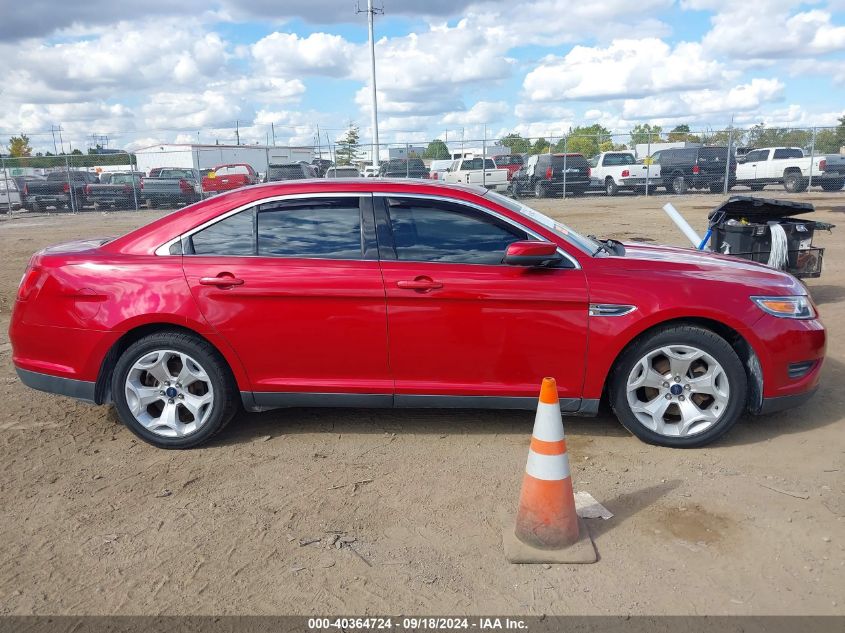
[376,194,589,406]
[181,194,391,404]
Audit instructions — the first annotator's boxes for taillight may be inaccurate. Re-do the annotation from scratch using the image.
[621,169,630,178]
[545,167,553,180]
[63,182,70,193]
[85,184,92,195]
[23,184,28,195]
[587,167,591,178]
[819,159,827,171]
[692,165,700,174]
[140,179,144,190]
[17,266,41,301]
[179,179,192,193]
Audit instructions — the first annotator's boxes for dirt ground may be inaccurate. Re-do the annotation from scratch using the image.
[0,190,842,616]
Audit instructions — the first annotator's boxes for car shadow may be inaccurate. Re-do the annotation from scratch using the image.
[210,405,629,447]
[585,479,681,541]
[808,283,845,306]
[713,355,843,448]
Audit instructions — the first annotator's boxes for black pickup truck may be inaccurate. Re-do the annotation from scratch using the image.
[85,172,144,209]
[25,171,99,211]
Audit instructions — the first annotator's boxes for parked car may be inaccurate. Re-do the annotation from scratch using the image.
[510,153,591,197]
[819,154,845,190]
[441,157,509,192]
[362,166,379,178]
[311,158,334,177]
[324,166,361,178]
[201,164,259,195]
[25,171,99,211]
[266,162,318,182]
[589,151,661,195]
[735,147,833,193]
[11,176,43,210]
[428,159,454,180]
[142,168,201,208]
[0,177,23,211]
[658,146,736,194]
[10,181,825,450]
[493,154,525,180]
[85,172,144,209]
[378,158,428,178]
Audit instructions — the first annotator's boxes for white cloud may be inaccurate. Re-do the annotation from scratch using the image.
[523,39,729,102]
[441,101,509,125]
[251,32,357,78]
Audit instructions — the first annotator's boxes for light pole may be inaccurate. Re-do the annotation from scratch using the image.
[359,0,382,169]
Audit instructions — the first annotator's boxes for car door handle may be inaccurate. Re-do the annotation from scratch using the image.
[396,278,443,291]
[200,274,244,287]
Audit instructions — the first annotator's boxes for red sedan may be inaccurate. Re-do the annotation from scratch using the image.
[9,180,825,449]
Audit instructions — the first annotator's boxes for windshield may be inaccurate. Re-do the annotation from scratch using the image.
[485,191,603,256]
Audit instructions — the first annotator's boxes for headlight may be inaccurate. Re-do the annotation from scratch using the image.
[751,295,816,319]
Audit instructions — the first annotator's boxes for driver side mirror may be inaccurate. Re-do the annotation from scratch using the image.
[504,240,562,266]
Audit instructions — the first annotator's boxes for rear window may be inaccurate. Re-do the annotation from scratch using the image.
[603,153,635,166]
[698,147,730,161]
[327,167,360,178]
[461,158,496,170]
[773,148,804,159]
[495,155,523,166]
[550,155,588,169]
[160,169,194,179]
[268,165,306,180]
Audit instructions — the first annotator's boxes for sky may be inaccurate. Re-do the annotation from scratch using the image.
[1,0,844,154]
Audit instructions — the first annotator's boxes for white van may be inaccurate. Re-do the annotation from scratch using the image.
[0,177,22,211]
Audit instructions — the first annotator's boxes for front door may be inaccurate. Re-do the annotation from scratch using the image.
[181,194,392,405]
[375,195,590,408]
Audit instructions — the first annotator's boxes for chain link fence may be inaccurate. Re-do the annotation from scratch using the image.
[2,125,844,217]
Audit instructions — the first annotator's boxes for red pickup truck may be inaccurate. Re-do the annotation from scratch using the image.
[201,163,258,194]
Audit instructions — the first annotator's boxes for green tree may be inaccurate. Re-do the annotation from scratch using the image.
[500,133,531,154]
[423,139,450,160]
[335,124,360,166]
[555,124,612,157]
[530,138,550,154]
[630,124,663,146]
[70,148,83,155]
[8,134,32,157]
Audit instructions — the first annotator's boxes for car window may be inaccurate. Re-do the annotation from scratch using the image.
[384,198,525,265]
[603,153,636,166]
[190,210,256,256]
[773,148,804,159]
[268,164,307,180]
[257,198,362,259]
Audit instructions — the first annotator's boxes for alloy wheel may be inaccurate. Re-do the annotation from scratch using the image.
[124,349,215,438]
[625,344,730,438]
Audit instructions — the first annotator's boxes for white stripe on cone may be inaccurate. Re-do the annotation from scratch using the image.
[532,401,565,442]
[525,449,571,481]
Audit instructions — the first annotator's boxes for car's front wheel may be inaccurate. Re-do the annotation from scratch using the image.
[112,331,238,448]
[610,325,747,448]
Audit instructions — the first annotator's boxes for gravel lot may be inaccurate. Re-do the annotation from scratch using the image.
[0,190,842,616]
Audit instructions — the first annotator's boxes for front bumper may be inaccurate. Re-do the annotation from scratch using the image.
[756,388,818,415]
[16,368,96,403]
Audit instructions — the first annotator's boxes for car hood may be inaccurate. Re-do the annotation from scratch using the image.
[612,242,807,295]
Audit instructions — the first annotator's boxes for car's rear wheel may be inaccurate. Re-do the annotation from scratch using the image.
[820,178,844,192]
[610,325,747,448]
[605,178,619,196]
[534,181,546,198]
[669,174,687,195]
[112,332,238,449]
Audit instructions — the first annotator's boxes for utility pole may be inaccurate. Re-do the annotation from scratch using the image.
[235,121,240,146]
[358,0,383,169]
[271,122,276,146]
[50,125,58,154]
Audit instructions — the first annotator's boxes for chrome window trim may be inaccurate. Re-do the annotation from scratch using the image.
[154,190,581,270]
[153,192,364,257]
[373,192,581,270]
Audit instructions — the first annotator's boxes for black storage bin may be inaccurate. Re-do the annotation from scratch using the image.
[711,222,770,262]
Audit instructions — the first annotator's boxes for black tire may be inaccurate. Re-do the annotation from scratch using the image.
[669,173,687,195]
[609,325,748,448]
[605,178,619,196]
[750,184,765,192]
[534,180,546,198]
[147,199,158,209]
[820,178,844,192]
[111,331,238,449]
[783,171,807,193]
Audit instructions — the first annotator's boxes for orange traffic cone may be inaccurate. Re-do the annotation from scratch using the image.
[503,377,596,564]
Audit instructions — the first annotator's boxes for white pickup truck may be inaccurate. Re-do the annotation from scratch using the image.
[442,157,509,192]
[588,151,661,195]
[736,147,836,192]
